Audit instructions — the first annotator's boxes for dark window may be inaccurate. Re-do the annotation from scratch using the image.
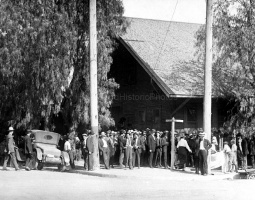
[153,109,160,123]
[187,107,197,122]
[138,110,146,123]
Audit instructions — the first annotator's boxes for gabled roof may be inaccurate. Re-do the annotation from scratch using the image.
[120,17,205,97]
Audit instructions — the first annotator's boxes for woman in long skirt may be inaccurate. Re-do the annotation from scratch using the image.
[177,133,192,170]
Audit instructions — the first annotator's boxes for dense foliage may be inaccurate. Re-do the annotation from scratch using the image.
[62,0,127,131]
[0,0,76,130]
[195,0,255,129]
[0,0,127,131]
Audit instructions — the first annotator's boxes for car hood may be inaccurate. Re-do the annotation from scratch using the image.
[35,143,61,157]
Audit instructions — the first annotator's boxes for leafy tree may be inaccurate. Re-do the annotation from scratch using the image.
[61,0,127,131]
[0,0,127,132]
[195,0,255,129]
[0,0,76,130]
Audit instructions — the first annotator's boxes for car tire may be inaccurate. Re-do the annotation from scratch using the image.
[34,151,44,170]
[37,161,44,170]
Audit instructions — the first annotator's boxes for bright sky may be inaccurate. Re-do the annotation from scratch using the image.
[122,0,206,24]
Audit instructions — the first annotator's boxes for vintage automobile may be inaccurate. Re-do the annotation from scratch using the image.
[31,130,69,171]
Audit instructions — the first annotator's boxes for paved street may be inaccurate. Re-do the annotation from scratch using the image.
[0,167,254,200]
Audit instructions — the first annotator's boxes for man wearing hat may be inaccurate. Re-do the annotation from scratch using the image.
[82,132,88,169]
[139,130,146,167]
[132,131,142,168]
[154,131,162,168]
[24,130,33,171]
[118,129,126,168]
[161,131,169,169]
[3,127,20,171]
[83,130,94,171]
[196,132,212,175]
[98,132,110,169]
[148,129,156,168]
[125,131,134,169]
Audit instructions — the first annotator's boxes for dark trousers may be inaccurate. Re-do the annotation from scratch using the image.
[188,153,194,167]
[251,155,255,168]
[25,153,33,169]
[194,155,199,173]
[132,150,140,167]
[149,151,154,168]
[125,147,133,169]
[162,150,168,168]
[154,148,162,166]
[68,150,76,169]
[3,152,19,170]
[198,150,208,175]
[83,149,88,169]
[88,153,93,170]
[102,147,110,169]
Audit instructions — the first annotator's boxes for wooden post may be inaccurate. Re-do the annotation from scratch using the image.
[166,117,183,170]
[204,0,213,174]
[90,0,99,170]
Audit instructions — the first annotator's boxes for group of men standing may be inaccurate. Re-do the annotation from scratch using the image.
[2,127,34,171]
[98,128,171,170]
[1,126,213,176]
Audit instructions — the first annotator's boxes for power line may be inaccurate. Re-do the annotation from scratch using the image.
[154,0,179,69]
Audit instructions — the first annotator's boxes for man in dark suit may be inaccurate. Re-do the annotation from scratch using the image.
[237,135,249,170]
[86,131,94,171]
[139,131,146,167]
[148,129,156,168]
[24,130,33,171]
[196,132,212,175]
[154,131,162,167]
[3,127,20,171]
[82,132,89,169]
[118,130,126,168]
[161,131,169,169]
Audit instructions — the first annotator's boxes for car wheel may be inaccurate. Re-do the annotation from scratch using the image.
[37,161,44,170]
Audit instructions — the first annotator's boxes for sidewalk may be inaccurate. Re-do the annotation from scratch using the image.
[45,160,241,181]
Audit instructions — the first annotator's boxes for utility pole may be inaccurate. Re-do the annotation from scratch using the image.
[166,118,183,170]
[204,0,213,174]
[90,0,99,170]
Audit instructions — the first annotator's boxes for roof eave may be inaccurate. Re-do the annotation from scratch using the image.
[119,37,174,98]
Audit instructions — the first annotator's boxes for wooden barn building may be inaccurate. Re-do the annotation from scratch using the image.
[109,18,228,131]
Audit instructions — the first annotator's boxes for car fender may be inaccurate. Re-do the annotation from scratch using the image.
[61,151,70,165]
[35,148,43,161]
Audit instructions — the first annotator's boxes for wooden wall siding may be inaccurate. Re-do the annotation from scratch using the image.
[110,41,220,130]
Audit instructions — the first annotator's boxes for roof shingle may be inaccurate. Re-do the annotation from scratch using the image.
[121,18,204,97]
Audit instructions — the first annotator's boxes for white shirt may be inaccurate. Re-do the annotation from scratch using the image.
[64,141,71,151]
[223,144,231,153]
[231,144,237,152]
[177,138,191,152]
[102,138,108,148]
[238,141,243,152]
[199,139,205,150]
[126,138,132,147]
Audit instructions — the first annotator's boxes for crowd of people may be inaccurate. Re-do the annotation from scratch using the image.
[83,128,213,175]
[2,126,255,176]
